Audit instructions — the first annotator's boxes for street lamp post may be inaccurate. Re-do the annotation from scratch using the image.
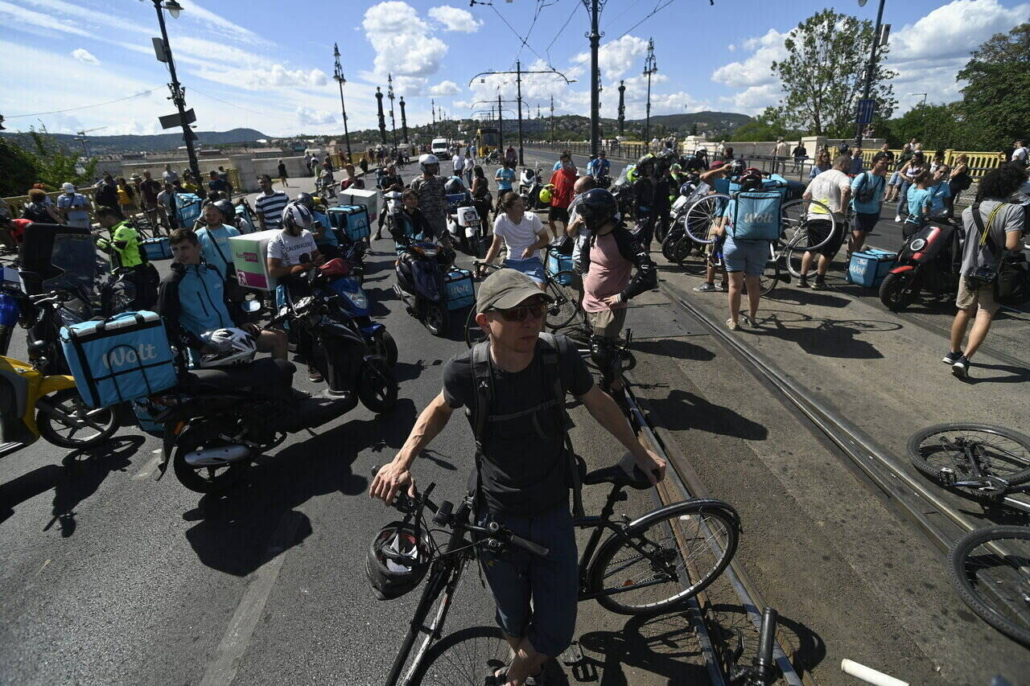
[387,73,398,147]
[617,80,626,135]
[147,0,200,183]
[643,38,657,145]
[588,0,601,157]
[375,87,387,145]
[855,0,887,147]
[399,96,409,144]
[332,43,352,160]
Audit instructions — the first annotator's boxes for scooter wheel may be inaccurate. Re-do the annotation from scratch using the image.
[172,447,251,494]
[371,328,399,367]
[879,271,919,312]
[358,358,398,413]
[424,304,448,337]
[36,388,119,450]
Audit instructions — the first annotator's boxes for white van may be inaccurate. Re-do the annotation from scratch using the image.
[431,138,451,160]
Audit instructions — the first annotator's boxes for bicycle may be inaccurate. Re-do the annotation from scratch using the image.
[375,464,740,685]
[908,424,1030,646]
[463,260,580,347]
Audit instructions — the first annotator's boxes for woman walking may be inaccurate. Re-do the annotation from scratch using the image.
[480,193,550,288]
[277,159,290,188]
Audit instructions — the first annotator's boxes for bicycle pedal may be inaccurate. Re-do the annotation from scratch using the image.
[560,641,584,666]
[938,467,957,486]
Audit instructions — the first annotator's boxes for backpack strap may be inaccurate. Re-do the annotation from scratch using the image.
[538,332,584,518]
[971,201,1006,255]
[469,341,493,512]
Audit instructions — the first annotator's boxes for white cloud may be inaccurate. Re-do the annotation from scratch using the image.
[395,76,429,96]
[193,64,330,91]
[889,0,1030,62]
[363,2,448,77]
[176,0,264,45]
[429,80,461,96]
[573,35,649,81]
[428,6,481,32]
[71,48,99,65]
[0,1,92,39]
[296,107,336,126]
[710,29,788,88]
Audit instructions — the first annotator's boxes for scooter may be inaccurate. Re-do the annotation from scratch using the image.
[446,198,486,259]
[393,237,456,337]
[519,168,544,210]
[879,221,963,312]
[321,260,398,367]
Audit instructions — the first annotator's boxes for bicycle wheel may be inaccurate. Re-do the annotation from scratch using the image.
[783,234,809,279]
[386,558,470,686]
[661,227,691,263]
[908,424,1030,486]
[948,526,1030,646]
[544,272,580,331]
[758,241,781,296]
[408,626,512,685]
[587,499,739,616]
[682,194,731,244]
[780,199,836,251]
[464,306,486,348]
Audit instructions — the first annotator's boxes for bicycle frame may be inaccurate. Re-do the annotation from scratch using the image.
[938,439,1030,514]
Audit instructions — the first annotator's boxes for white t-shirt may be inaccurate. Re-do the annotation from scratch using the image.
[493,212,548,261]
[805,169,851,222]
[1012,147,1028,164]
[268,230,318,267]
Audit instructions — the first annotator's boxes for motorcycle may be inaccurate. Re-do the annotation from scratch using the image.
[320,260,398,367]
[446,195,487,259]
[519,167,544,210]
[393,237,456,337]
[879,221,963,312]
[660,179,710,263]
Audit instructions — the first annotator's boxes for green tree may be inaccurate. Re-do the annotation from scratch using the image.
[771,9,896,137]
[956,22,1030,150]
[0,128,98,197]
[0,138,40,197]
[730,107,800,142]
[885,102,967,152]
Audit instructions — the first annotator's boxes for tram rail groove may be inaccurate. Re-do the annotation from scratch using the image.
[622,383,812,686]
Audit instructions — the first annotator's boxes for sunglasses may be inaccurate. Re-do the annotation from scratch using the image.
[491,301,548,322]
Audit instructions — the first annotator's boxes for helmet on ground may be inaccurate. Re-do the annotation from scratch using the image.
[538,184,554,204]
[444,177,465,195]
[294,192,315,211]
[576,188,619,231]
[213,199,236,223]
[197,328,257,368]
[365,521,432,601]
[282,202,314,231]
[418,154,440,175]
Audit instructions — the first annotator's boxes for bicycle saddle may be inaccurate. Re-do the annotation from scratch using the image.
[583,462,653,491]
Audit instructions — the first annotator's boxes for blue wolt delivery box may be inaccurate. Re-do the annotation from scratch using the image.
[142,236,172,260]
[444,268,475,310]
[60,311,179,408]
[846,249,897,287]
[327,205,371,242]
[546,251,575,285]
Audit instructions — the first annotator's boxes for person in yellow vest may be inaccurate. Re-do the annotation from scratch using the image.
[94,206,158,309]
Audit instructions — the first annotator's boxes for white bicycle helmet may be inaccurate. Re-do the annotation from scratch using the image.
[197,328,257,368]
[418,154,440,175]
[281,202,314,231]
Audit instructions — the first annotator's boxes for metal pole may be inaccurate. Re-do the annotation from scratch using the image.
[153,1,200,183]
[333,43,352,159]
[550,95,554,143]
[388,73,397,147]
[498,94,504,153]
[618,80,626,135]
[855,0,886,147]
[643,38,657,145]
[399,97,409,144]
[431,99,436,134]
[588,0,601,157]
[516,60,525,166]
[376,87,387,145]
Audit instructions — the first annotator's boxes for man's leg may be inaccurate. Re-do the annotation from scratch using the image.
[799,250,815,280]
[963,307,996,358]
[848,229,866,254]
[949,307,973,354]
[816,253,831,278]
[257,329,288,361]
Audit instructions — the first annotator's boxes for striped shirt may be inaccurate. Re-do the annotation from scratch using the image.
[255,190,289,230]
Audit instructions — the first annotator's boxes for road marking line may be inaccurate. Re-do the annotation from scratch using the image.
[132,453,162,480]
[199,511,304,686]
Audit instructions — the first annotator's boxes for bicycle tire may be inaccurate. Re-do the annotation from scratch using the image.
[780,199,836,251]
[407,626,513,685]
[758,242,781,296]
[783,235,808,279]
[908,424,1030,487]
[661,228,691,263]
[544,272,580,331]
[464,306,487,349]
[683,194,731,244]
[948,525,1030,647]
[587,499,739,616]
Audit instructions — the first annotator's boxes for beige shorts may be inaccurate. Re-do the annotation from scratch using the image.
[955,276,1000,315]
[586,306,627,338]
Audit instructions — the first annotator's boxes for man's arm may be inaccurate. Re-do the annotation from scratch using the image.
[578,385,666,484]
[370,392,455,502]
[256,203,268,231]
[611,229,658,302]
[565,215,583,238]
[267,256,306,279]
[523,230,551,259]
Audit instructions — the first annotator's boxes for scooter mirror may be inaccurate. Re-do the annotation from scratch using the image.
[240,299,262,314]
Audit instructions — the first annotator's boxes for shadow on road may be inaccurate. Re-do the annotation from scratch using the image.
[704,603,826,681]
[0,435,143,537]
[956,362,1030,386]
[755,312,901,360]
[632,338,716,363]
[646,388,767,441]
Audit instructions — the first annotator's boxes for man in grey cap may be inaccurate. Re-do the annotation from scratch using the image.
[371,269,666,686]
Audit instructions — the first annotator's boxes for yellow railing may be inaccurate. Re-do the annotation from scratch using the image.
[2,188,99,221]
[858,149,1001,179]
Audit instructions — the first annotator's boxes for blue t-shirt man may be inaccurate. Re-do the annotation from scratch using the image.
[495,167,515,191]
[850,171,885,215]
[928,181,952,217]
[587,158,611,178]
[905,185,933,229]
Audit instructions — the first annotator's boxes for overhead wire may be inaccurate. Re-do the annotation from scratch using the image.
[489,3,547,65]
[612,0,677,41]
[6,88,164,119]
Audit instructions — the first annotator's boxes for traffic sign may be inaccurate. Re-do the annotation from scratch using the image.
[856,98,876,125]
[159,108,195,130]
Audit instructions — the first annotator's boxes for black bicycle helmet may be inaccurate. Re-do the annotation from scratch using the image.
[365,521,432,601]
[295,192,315,211]
[214,199,236,223]
[728,159,746,177]
[577,188,620,231]
[655,150,676,172]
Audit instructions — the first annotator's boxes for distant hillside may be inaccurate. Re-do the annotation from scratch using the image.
[0,128,268,155]
[640,111,752,133]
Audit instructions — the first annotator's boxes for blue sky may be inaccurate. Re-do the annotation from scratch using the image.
[2,0,1028,139]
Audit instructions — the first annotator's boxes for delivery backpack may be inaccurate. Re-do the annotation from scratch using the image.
[728,191,782,241]
[469,333,584,517]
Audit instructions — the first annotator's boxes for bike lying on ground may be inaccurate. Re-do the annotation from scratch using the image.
[909,423,1030,646]
[373,462,740,685]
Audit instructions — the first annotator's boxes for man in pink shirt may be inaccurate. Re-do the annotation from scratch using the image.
[575,188,656,400]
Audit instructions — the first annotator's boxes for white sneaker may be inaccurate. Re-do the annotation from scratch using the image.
[726,318,739,331]
[894,215,902,223]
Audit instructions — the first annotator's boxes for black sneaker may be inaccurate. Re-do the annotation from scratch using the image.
[952,356,970,379]
[797,276,810,288]
[942,351,962,365]
[811,279,828,291]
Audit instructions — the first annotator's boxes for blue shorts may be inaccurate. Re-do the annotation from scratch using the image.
[503,257,546,284]
[854,212,879,234]
[477,504,578,658]
[723,237,769,277]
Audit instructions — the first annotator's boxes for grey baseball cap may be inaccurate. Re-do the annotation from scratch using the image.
[476,269,553,313]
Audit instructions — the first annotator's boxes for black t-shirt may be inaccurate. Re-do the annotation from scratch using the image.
[443,336,594,516]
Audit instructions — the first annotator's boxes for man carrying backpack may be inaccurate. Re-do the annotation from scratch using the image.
[848,153,889,256]
[370,269,665,686]
[93,206,158,310]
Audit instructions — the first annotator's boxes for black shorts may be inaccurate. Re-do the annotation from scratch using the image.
[853,212,879,234]
[806,219,844,258]
[548,206,570,224]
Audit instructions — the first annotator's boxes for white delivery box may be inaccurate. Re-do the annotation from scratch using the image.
[229,229,281,291]
[339,187,379,222]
